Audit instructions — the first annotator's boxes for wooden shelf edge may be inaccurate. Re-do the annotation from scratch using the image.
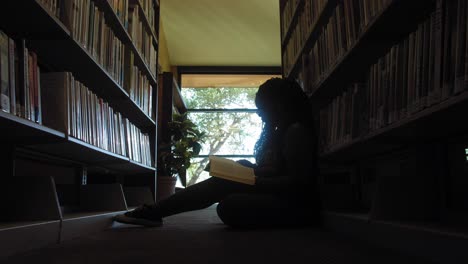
[0,111,65,138]
[128,160,156,171]
[67,136,129,162]
[104,160,155,174]
[173,79,187,113]
[33,0,71,36]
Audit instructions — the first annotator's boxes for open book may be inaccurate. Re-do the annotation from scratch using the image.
[208,156,255,185]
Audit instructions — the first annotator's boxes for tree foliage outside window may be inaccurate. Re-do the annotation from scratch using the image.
[181,87,261,185]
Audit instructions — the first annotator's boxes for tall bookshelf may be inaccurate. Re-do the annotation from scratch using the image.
[157,71,187,195]
[0,0,160,257]
[280,0,468,262]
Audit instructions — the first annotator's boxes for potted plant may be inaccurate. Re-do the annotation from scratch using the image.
[157,112,205,200]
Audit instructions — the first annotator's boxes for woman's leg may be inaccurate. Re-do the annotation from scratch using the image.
[216,193,311,228]
[156,177,255,217]
[114,177,255,227]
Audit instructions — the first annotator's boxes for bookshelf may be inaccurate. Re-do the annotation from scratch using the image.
[280,0,468,261]
[0,0,160,257]
[156,72,187,193]
[158,72,187,144]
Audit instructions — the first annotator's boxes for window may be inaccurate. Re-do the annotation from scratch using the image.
[180,73,280,185]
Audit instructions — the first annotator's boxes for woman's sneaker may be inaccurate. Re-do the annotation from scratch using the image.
[113,204,163,227]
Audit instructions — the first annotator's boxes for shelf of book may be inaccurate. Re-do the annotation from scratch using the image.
[27,136,127,163]
[284,0,337,78]
[320,92,468,161]
[24,135,155,174]
[106,159,156,174]
[1,0,156,129]
[0,111,65,143]
[31,38,156,129]
[132,0,159,47]
[95,0,159,88]
[320,90,468,161]
[306,0,433,107]
[0,0,159,256]
[281,0,304,47]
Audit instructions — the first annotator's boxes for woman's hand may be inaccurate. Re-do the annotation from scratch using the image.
[236,159,256,168]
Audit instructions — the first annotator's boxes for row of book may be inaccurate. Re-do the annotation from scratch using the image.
[128,4,158,76]
[138,0,157,32]
[0,32,42,123]
[38,0,61,18]
[39,0,157,119]
[124,54,153,118]
[318,83,365,153]
[318,0,468,152]
[282,0,329,75]
[41,72,152,166]
[108,0,130,29]
[61,0,126,87]
[280,0,301,41]
[282,0,390,76]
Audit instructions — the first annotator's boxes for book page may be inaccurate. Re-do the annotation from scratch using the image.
[209,156,255,185]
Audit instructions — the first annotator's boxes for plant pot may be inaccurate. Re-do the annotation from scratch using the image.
[157,176,177,201]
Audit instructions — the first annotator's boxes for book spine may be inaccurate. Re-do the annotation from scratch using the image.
[8,38,16,115]
[0,31,10,113]
[454,0,467,95]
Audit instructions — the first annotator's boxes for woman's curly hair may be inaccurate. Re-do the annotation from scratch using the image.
[253,78,310,166]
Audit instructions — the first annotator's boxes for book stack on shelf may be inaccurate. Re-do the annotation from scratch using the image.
[128,1,158,77]
[280,0,468,261]
[282,0,329,77]
[124,49,153,118]
[317,0,468,154]
[40,71,152,167]
[108,0,130,29]
[0,0,160,257]
[61,0,126,87]
[0,33,42,124]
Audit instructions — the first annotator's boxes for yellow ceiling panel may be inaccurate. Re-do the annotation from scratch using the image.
[160,0,281,67]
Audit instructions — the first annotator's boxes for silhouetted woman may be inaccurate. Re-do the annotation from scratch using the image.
[114,77,321,228]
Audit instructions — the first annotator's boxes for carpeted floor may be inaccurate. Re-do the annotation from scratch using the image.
[3,206,437,264]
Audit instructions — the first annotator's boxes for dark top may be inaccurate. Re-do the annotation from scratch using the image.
[254,122,319,204]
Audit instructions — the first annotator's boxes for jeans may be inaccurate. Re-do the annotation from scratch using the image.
[156,177,318,228]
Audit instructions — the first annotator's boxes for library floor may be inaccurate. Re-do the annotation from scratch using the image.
[4,206,436,264]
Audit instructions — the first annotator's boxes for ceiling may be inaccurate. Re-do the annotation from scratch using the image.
[160,0,281,67]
